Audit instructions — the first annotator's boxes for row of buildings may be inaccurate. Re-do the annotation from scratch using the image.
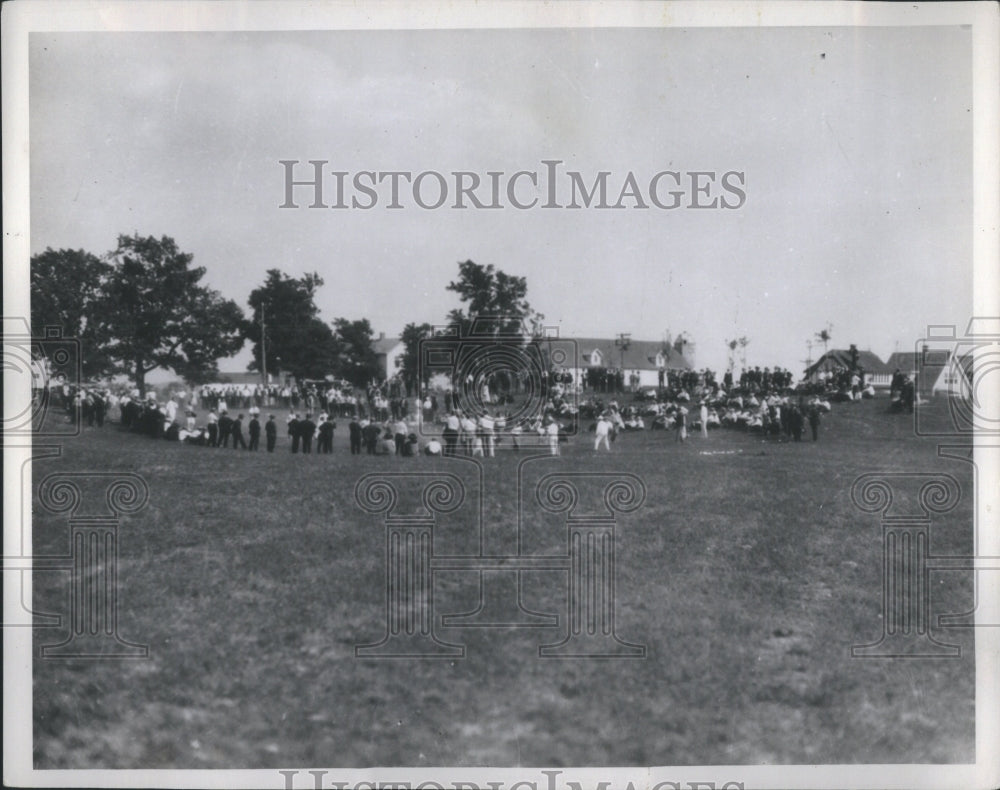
[213,335,970,397]
[373,333,696,390]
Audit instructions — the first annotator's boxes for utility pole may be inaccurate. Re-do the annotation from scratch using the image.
[260,302,268,388]
[615,333,631,393]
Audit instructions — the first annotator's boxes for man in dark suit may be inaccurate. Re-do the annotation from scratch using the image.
[231,414,248,449]
[299,414,316,454]
[289,414,301,453]
[808,405,821,441]
[318,417,335,454]
[362,420,380,455]
[248,415,261,451]
[265,415,277,452]
[348,416,362,455]
[218,412,234,448]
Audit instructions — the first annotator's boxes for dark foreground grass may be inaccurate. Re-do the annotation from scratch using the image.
[31,398,975,767]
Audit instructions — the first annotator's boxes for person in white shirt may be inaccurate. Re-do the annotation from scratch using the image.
[546,416,560,456]
[164,397,178,424]
[206,409,219,447]
[479,413,495,457]
[460,414,477,456]
[594,414,612,451]
[394,418,408,455]
[510,421,522,452]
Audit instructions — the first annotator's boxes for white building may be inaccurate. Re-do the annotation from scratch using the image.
[373,334,405,380]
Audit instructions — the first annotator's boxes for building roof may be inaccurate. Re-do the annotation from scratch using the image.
[885,349,952,372]
[805,348,891,377]
[373,336,402,355]
[569,338,693,371]
[884,351,919,372]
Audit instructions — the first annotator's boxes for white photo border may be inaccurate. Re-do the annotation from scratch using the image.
[3,2,998,789]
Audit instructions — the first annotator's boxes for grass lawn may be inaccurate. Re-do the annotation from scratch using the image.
[31,397,975,767]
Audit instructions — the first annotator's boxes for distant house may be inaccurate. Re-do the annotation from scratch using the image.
[884,351,920,376]
[804,348,893,388]
[567,338,694,389]
[373,333,405,380]
[885,348,958,398]
[927,348,974,397]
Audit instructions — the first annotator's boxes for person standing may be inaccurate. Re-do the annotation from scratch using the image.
[349,416,362,455]
[594,413,612,451]
[299,414,316,454]
[318,417,335,454]
[460,413,477,456]
[545,416,560,456]
[248,414,261,451]
[218,411,234,448]
[480,412,495,457]
[791,405,804,442]
[699,401,709,439]
[510,420,522,452]
[362,419,380,455]
[808,405,821,442]
[265,415,277,452]
[676,406,688,444]
[93,392,107,427]
[289,414,301,453]
[443,412,460,457]
[393,417,408,456]
[207,409,219,447]
[231,414,248,449]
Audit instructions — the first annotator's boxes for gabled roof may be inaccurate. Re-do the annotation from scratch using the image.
[805,348,891,377]
[373,337,402,355]
[885,351,919,372]
[570,338,693,370]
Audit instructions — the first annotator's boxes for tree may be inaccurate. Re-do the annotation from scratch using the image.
[98,234,245,394]
[332,318,380,388]
[399,322,433,396]
[446,260,535,337]
[246,270,338,382]
[30,247,113,379]
[737,336,750,370]
[815,323,833,354]
[726,338,739,373]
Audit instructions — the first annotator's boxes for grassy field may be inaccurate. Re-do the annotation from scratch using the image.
[31,397,976,767]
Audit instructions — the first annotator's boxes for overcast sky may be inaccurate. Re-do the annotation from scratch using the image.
[29,25,973,375]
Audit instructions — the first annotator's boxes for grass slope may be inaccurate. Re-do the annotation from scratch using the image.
[31,398,975,767]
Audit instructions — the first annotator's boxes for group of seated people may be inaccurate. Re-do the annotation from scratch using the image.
[580,385,834,442]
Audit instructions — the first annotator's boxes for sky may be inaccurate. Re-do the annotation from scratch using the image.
[28,25,973,376]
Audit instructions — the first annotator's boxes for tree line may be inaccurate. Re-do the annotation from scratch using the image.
[30,234,539,394]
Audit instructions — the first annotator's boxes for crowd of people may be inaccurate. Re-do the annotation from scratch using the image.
[39,356,907,457]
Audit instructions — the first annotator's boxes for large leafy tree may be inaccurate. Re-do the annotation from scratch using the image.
[399,321,433,395]
[332,317,380,388]
[445,260,535,337]
[30,247,113,379]
[815,323,833,354]
[246,269,338,382]
[98,234,245,393]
